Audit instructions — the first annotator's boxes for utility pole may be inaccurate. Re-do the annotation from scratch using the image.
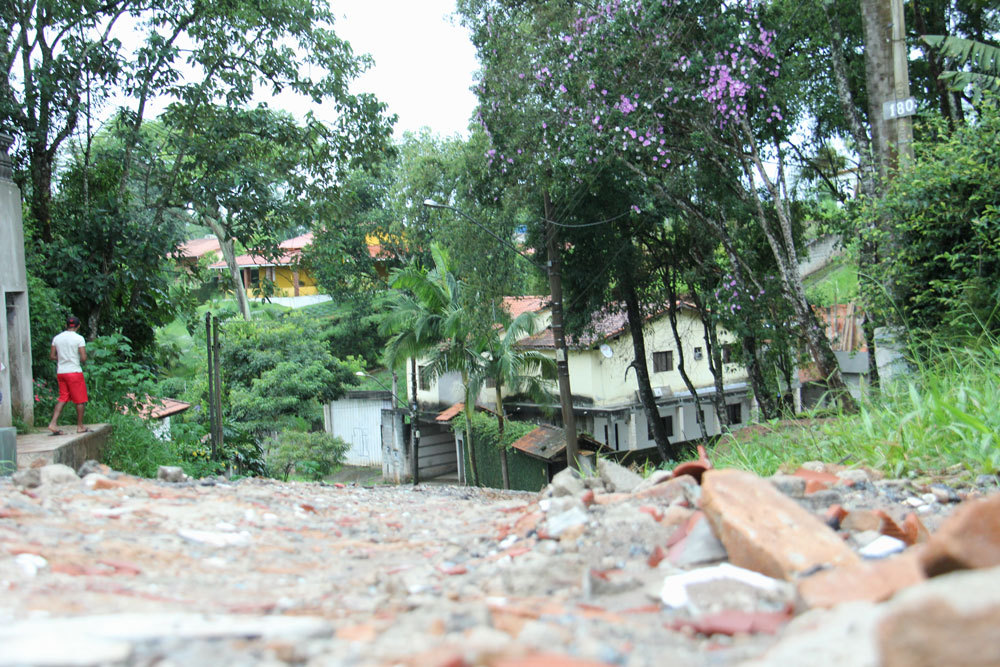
[862,0,914,175]
[890,0,914,164]
[543,190,579,472]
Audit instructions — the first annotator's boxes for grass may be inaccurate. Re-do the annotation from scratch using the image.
[710,340,1000,480]
[805,257,859,307]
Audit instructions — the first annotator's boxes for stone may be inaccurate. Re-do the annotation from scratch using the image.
[901,512,930,545]
[859,535,907,559]
[667,513,728,567]
[877,565,1000,667]
[919,494,1000,577]
[841,509,884,533]
[740,602,883,667]
[549,467,586,498]
[633,473,700,505]
[794,488,844,513]
[0,636,133,666]
[769,474,806,498]
[77,460,111,477]
[700,469,860,580]
[157,466,187,483]
[631,469,673,494]
[659,562,793,611]
[792,468,841,494]
[835,469,870,485]
[545,506,590,538]
[929,484,960,504]
[12,467,40,488]
[596,458,643,493]
[39,463,80,485]
[797,550,925,608]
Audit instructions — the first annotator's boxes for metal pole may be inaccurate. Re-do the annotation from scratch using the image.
[543,190,579,471]
[410,357,420,485]
[212,315,223,458]
[205,312,216,458]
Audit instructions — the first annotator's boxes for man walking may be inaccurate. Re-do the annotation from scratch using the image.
[47,315,90,435]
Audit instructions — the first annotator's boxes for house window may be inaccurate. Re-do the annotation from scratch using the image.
[727,403,742,424]
[484,376,496,389]
[693,347,704,361]
[652,350,674,372]
[249,268,260,287]
[646,414,674,440]
[722,343,735,363]
[418,365,431,391]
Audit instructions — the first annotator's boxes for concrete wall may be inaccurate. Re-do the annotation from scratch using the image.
[0,134,33,428]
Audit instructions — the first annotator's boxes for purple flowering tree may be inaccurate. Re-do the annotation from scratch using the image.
[461,0,853,411]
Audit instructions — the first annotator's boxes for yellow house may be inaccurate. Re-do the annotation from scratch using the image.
[209,233,319,298]
[410,296,751,453]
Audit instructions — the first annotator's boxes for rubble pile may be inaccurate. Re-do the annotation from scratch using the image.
[0,457,997,666]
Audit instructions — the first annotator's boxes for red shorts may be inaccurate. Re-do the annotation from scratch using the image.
[57,373,88,404]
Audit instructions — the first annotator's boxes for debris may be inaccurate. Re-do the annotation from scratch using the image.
[859,535,907,560]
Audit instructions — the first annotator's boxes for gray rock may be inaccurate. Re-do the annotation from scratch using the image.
[795,488,844,513]
[545,506,590,537]
[597,458,644,493]
[836,469,870,485]
[670,515,728,567]
[930,484,960,503]
[632,469,673,494]
[549,467,585,497]
[39,463,80,485]
[975,473,999,488]
[741,602,882,666]
[158,466,187,483]
[770,474,806,498]
[77,459,105,477]
[12,467,40,488]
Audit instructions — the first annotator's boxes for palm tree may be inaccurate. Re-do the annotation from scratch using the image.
[478,309,556,489]
[379,243,484,485]
[922,36,1000,98]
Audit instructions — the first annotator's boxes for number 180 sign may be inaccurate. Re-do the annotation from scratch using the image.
[883,97,918,120]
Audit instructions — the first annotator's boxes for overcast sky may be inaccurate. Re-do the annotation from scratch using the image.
[333,0,480,139]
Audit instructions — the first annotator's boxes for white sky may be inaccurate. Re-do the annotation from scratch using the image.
[333,0,480,138]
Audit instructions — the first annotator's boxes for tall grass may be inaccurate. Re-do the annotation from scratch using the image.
[713,341,1000,478]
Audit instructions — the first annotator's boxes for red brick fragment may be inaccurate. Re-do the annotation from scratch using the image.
[436,563,468,575]
[638,505,663,522]
[902,512,930,546]
[701,469,859,580]
[793,468,841,494]
[673,609,792,636]
[647,546,666,568]
[920,494,1000,576]
[99,559,142,576]
[875,510,909,543]
[797,549,926,608]
[492,654,614,667]
[580,489,595,507]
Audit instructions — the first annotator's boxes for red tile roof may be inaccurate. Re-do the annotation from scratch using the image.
[177,238,221,260]
[122,395,191,420]
[517,301,696,350]
[502,296,549,319]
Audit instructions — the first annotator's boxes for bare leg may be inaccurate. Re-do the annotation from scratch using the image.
[75,403,87,432]
[48,401,67,433]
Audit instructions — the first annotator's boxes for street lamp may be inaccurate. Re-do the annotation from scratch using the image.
[421,199,580,472]
[355,371,420,485]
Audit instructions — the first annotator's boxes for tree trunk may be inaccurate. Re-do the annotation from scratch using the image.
[622,275,673,460]
[689,286,730,430]
[205,212,251,321]
[661,266,707,439]
[737,120,855,412]
[495,385,509,490]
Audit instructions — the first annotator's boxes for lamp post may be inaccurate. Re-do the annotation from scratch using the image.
[355,371,419,485]
[421,199,580,472]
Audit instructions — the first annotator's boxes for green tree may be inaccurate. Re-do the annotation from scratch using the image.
[865,101,1000,337]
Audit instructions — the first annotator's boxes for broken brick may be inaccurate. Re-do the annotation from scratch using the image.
[797,549,926,608]
[700,469,860,580]
[920,494,1000,577]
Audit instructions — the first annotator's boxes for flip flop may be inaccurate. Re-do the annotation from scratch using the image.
[77,427,93,434]
[49,430,65,436]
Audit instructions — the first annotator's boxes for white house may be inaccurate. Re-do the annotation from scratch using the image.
[410,296,751,454]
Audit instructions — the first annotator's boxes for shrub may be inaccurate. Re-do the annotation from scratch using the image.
[264,431,349,481]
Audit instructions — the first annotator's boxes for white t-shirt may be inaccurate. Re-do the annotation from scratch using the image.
[52,330,86,374]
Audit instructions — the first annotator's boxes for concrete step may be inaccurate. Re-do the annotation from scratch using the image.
[16,424,112,470]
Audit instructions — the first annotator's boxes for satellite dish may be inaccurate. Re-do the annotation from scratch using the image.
[600,344,613,358]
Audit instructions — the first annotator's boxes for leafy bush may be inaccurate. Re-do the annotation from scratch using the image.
[459,411,541,490]
[866,101,1000,337]
[264,430,349,481]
